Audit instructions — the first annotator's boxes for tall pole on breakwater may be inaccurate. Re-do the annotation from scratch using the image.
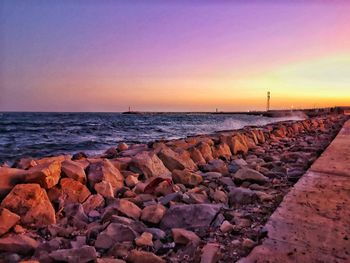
[267,91,271,111]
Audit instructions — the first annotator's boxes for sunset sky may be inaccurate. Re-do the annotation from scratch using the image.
[1,0,349,112]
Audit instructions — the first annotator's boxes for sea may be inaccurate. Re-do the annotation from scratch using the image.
[0,112,304,164]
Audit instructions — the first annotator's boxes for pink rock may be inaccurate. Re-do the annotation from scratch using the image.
[60,177,91,204]
[130,151,171,179]
[87,159,124,190]
[0,234,39,254]
[25,161,61,189]
[0,208,20,236]
[94,181,114,198]
[126,250,165,263]
[158,147,197,172]
[172,169,203,187]
[141,204,166,224]
[1,184,56,227]
[61,160,87,184]
[172,228,200,245]
[0,167,27,198]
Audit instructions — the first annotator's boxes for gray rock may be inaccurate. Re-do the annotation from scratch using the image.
[160,204,221,230]
[229,187,257,206]
[95,223,138,250]
[49,246,97,263]
[233,168,268,185]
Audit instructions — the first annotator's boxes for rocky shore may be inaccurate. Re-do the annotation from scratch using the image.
[0,114,348,263]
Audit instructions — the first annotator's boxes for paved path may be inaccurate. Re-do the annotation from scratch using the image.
[239,120,350,263]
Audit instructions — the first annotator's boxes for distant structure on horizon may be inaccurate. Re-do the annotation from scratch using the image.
[267,91,271,111]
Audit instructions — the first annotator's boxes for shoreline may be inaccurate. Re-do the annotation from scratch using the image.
[0,113,348,262]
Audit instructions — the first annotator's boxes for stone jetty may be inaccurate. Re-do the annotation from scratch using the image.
[0,114,348,263]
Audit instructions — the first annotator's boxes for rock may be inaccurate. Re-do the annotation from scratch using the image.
[49,246,97,263]
[0,167,27,198]
[125,175,139,188]
[135,232,153,247]
[61,160,87,184]
[60,177,91,204]
[126,250,165,263]
[160,204,221,230]
[233,168,268,185]
[0,208,20,236]
[87,159,124,190]
[212,143,232,159]
[158,147,197,171]
[130,151,171,179]
[70,236,86,249]
[255,191,274,202]
[25,161,61,189]
[229,136,248,155]
[188,147,206,165]
[104,199,141,220]
[196,142,214,162]
[12,158,37,170]
[229,187,257,206]
[64,203,89,227]
[201,159,228,174]
[72,152,88,160]
[82,194,105,214]
[220,220,234,233]
[35,155,71,165]
[0,234,38,254]
[141,204,166,225]
[242,238,256,249]
[200,243,220,263]
[1,184,56,227]
[118,142,129,151]
[95,223,138,250]
[144,228,166,240]
[94,180,114,198]
[172,228,200,245]
[98,259,126,263]
[172,169,203,187]
[109,157,132,171]
[212,190,228,203]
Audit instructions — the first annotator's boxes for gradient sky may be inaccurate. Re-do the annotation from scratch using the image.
[1,0,350,112]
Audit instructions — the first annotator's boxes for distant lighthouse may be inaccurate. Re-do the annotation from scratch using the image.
[267,91,271,111]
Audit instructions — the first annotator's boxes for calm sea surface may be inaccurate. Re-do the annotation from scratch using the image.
[0,112,303,163]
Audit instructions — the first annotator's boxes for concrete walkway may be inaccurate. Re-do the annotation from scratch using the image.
[239,120,350,263]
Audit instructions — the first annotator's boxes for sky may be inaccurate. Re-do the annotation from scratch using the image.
[0,0,349,112]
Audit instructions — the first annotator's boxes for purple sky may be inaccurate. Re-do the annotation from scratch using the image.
[1,1,349,111]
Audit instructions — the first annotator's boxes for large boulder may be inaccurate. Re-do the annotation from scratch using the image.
[0,167,27,198]
[60,178,91,205]
[172,169,203,187]
[0,234,39,254]
[25,161,61,189]
[196,142,214,162]
[158,147,197,171]
[87,159,124,190]
[1,184,56,227]
[188,147,206,165]
[212,143,232,160]
[233,168,268,185]
[130,151,171,179]
[95,223,138,250]
[160,204,221,230]
[0,208,20,236]
[61,160,87,184]
[228,135,248,155]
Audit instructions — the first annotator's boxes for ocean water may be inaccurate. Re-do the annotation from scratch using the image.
[0,112,304,163]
